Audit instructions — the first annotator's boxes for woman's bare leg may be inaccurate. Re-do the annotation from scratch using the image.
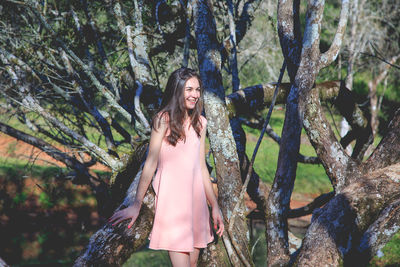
[169,251,190,267]
[189,248,200,267]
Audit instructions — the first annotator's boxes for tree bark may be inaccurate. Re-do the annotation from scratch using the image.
[267,0,350,265]
[74,170,156,266]
[193,0,252,266]
[296,162,400,266]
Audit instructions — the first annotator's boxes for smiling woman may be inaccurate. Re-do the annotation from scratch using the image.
[109,68,224,267]
[183,78,201,110]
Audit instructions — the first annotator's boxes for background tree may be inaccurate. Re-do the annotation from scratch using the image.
[0,0,399,266]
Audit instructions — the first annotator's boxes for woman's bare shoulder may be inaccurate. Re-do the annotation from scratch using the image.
[153,111,169,131]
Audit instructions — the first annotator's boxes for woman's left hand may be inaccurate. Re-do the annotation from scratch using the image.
[211,206,224,237]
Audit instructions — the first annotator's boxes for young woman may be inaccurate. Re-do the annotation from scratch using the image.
[109,67,224,267]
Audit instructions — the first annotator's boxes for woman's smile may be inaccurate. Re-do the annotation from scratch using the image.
[184,77,201,110]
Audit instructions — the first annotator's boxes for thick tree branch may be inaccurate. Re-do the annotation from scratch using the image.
[226,0,240,92]
[355,198,400,265]
[296,163,400,265]
[74,169,156,266]
[364,108,400,172]
[303,88,356,190]
[226,81,342,118]
[235,0,262,45]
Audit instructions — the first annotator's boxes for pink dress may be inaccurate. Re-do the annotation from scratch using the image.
[149,116,214,252]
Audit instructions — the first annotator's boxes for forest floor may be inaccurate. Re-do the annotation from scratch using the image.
[2,132,398,266]
[0,132,313,265]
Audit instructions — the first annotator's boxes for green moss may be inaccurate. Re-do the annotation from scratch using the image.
[369,231,400,266]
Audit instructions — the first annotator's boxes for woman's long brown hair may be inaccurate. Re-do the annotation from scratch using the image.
[153,67,204,146]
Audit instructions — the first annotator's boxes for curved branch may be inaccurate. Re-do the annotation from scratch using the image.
[22,92,122,171]
[58,49,119,157]
[0,51,113,168]
[288,191,334,218]
[303,88,355,190]
[235,0,262,45]
[0,54,122,171]
[319,0,350,68]
[70,8,95,69]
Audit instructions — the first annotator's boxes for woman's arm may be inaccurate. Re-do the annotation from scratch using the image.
[199,120,224,236]
[109,115,167,228]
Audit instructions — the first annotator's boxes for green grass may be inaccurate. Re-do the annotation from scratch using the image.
[124,248,171,267]
[243,108,332,195]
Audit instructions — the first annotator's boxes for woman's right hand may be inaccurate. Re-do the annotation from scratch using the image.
[108,200,141,229]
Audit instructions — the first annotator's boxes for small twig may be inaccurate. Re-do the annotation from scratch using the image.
[360,44,400,70]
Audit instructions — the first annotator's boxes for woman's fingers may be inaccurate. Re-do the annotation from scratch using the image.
[218,216,224,236]
[109,210,128,225]
[113,216,126,225]
[128,218,135,229]
[108,211,120,223]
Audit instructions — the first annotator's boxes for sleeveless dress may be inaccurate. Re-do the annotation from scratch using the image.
[149,116,214,252]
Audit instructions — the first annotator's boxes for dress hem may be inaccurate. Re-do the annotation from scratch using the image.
[149,238,214,252]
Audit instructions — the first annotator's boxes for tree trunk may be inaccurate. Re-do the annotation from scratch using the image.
[193,1,252,266]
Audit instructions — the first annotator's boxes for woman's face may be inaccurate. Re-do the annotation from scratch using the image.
[183,77,201,110]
